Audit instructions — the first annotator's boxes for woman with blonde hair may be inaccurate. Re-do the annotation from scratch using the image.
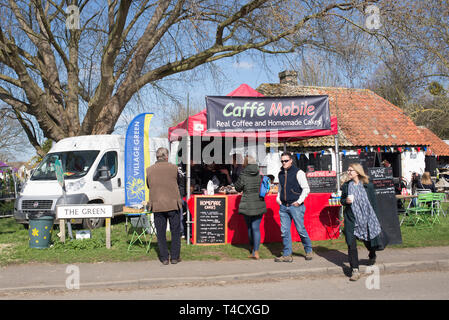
[418,172,436,193]
[340,163,384,281]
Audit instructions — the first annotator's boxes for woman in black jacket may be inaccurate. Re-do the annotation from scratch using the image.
[417,172,436,193]
[234,156,267,260]
[340,163,383,281]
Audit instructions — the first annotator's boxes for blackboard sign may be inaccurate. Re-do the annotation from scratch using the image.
[342,153,376,173]
[360,152,376,170]
[306,171,337,193]
[425,156,437,176]
[194,196,227,245]
[367,167,402,245]
[342,155,360,172]
[320,154,332,171]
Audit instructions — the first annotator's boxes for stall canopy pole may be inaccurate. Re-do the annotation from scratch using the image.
[334,95,343,228]
[335,134,340,192]
[186,93,192,245]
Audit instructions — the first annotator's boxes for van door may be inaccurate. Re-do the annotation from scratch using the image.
[92,150,125,212]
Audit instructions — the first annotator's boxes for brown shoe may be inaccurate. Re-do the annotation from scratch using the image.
[305,251,313,261]
[274,255,293,263]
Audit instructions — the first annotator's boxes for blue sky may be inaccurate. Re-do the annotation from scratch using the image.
[116,54,290,139]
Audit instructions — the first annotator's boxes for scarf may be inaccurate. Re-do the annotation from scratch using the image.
[348,181,382,241]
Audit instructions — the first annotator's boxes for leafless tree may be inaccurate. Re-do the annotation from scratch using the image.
[0,0,381,155]
[0,106,28,161]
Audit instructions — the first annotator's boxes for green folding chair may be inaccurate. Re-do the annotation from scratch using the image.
[125,212,156,253]
[429,193,446,224]
[404,193,433,226]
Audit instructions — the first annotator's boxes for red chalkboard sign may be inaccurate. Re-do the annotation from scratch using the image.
[306,171,337,193]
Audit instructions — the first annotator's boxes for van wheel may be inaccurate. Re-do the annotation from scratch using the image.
[82,218,105,229]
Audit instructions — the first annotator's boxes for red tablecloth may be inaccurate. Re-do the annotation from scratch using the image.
[187,193,341,245]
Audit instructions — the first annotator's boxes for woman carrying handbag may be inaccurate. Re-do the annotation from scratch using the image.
[340,163,388,281]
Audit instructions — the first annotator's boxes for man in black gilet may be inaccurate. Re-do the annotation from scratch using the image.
[275,152,313,262]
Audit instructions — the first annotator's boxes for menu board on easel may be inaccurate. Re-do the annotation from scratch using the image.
[367,167,402,245]
[193,196,227,245]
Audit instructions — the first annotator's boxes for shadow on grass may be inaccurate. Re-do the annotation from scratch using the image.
[260,242,283,257]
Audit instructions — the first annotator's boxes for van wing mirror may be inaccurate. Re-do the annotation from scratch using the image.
[97,166,111,181]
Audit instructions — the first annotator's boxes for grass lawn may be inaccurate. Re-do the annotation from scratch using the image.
[1,202,449,266]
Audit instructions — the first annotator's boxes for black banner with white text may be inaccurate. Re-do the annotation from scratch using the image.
[206,95,330,132]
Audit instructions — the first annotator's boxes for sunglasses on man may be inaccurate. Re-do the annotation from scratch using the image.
[281,159,291,164]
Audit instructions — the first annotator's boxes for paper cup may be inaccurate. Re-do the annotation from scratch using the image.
[347,194,354,202]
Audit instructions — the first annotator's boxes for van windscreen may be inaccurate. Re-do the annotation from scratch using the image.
[31,151,100,181]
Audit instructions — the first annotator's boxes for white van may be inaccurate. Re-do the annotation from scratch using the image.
[14,135,125,228]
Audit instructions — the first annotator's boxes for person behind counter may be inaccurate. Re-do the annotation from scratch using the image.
[200,163,229,190]
[340,163,385,281]
[417,171,436,193]
[234,155,267,260]
[229,153,244,184]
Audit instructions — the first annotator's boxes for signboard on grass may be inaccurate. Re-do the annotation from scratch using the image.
[367,167,402,245]
[193,196,227,245]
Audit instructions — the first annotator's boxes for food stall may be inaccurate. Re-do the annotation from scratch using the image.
[168,84,341,245]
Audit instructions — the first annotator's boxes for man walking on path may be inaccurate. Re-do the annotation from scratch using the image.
[275,152,313,262]
[146,147,183,265]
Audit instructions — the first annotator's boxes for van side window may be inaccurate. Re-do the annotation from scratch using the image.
[97,151,118,178]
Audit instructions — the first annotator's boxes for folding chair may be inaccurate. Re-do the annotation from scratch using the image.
[429,193,446,224]
[404,193,433,226]
[125,212,156,253]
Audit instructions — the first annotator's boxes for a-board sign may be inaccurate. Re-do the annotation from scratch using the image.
[367,167,402,245]
[194,196,227,245]
[306,171,337,193]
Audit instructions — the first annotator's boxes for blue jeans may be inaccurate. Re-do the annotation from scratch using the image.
[279,204,312,256]
[243,214,263,253]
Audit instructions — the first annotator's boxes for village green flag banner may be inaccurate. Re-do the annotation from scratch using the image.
[206,95,330,132]
[125,113,153,207]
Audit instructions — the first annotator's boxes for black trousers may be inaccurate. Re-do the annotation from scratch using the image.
[154,210,181,261]
[347,236,376,270]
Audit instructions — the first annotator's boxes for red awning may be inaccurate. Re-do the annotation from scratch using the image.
[168,84,338,141]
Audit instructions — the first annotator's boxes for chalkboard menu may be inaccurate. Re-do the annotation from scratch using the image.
[194,196,227,245]
[367,167,402,245]
[425,156,437,176]
[342,152,376,173]
[306,171,337,193]
[342,155,359,172]
[320,155,332,171]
